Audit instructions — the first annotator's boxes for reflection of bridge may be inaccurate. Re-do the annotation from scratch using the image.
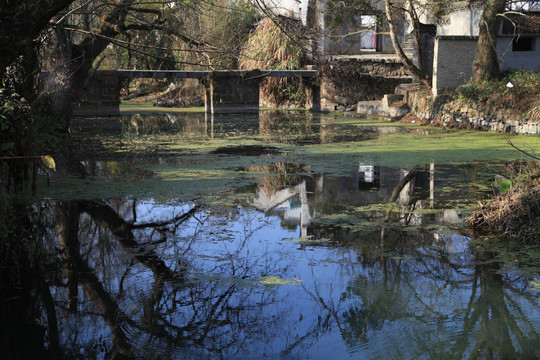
[75,69,319,116]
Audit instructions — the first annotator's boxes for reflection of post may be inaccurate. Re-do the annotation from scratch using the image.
[430,163,435,209]
[57,201,80,312]
[299,181,312,238]
[205,112,214,139]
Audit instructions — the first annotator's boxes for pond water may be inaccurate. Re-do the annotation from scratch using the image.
[6,110,540,359]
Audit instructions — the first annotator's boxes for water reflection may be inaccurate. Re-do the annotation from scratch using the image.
[11,162,537,358]
[6,111,540,359]
[71,111,405,146]
[247,162,469,239]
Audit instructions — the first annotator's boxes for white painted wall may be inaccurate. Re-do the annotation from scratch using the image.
[437,6,482,36]
[436,6,540,73]
[497,37,540,71]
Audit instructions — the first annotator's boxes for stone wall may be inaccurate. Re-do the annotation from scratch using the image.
[319,60,413,110]
[403,88,540,135]
[436,100,540,134]
[432,36,478,96]
[324,58,411,77]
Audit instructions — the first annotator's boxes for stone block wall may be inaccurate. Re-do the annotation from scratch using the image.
[432,36,478,96]
[73,70,120,116]
[319,60,413,110]
[404,87,540,135]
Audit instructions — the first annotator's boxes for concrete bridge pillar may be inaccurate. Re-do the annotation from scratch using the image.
[203,70,262,114]
[304,78,321,111]
[73,70,120,116]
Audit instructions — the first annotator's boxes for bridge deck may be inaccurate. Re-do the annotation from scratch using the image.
[117,69,317,79]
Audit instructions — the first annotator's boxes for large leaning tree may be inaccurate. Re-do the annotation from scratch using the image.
[322,0,433,87]
[0,0,75,79]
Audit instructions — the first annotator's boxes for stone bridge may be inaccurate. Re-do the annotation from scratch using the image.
[74,69,318,116]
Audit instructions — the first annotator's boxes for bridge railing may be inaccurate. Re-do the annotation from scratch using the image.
[116,69,317,79]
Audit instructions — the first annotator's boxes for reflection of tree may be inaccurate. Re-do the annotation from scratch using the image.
[277,167,540,358]
[1,204,60,360]
[79,200,199,280]
[53,199,199,358]
[45,200,297,358]
[450,249,540,359]
[299,230,540,359]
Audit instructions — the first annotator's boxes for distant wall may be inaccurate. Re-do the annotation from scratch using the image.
[432,36,478,96]
[497,37,540,71]
[204,70,261,113]
[73,70,120,116]
[319,60,413,110]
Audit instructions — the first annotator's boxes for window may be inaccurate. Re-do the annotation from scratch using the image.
[512,37,535,51]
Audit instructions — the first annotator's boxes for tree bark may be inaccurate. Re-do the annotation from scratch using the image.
[473,0,506,83]
[0,0,75,77]
[44,0,166,131]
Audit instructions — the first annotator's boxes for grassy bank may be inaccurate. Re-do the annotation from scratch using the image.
[454,71,540,119]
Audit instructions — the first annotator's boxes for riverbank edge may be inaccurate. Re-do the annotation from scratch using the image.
[399,87,540,135]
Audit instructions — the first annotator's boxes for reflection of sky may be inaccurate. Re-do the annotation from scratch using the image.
[40,198,540,359]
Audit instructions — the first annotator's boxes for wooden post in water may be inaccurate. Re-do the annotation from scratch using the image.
[203,70,262,114]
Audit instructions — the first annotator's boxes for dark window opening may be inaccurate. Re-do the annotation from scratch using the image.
[512,37,535,51]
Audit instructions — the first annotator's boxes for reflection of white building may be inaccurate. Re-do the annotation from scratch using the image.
[251,181,312,237]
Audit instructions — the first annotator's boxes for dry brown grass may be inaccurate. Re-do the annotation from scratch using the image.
[469,161,540,241]
[239,17,308,106]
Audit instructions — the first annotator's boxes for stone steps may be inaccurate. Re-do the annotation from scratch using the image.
[357,94,409,118]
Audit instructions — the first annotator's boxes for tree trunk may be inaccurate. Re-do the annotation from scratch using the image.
[472,0,506,83]
[0,0,75,78]
[384,0,431,88]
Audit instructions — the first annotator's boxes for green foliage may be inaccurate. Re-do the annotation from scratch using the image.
[0,79,34,193]
[454,70,540,117]
[0,83,25,154]
[498,179,513,193]
[454,82,478,103]
[98,0,260,71]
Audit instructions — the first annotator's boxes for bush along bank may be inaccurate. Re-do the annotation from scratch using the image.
[405,71,540,135]
[468,159,540,242]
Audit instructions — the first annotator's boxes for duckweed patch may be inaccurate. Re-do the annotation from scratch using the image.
[258,276,303,286]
